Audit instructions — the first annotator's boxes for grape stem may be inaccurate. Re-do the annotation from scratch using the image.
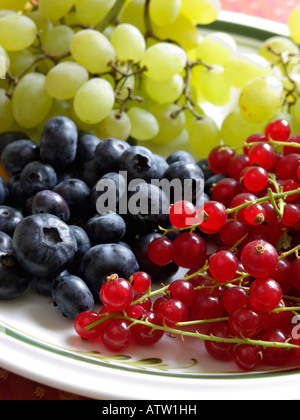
[94,0,127,32]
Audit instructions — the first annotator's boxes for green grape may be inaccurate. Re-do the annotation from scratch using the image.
[74,0,117,26]
[0,44,9,77]
[12,72,53,129]
[44,25,74,55]
[239,75,285,124]
[0,0,27,11]
[144,74,184,104]
[8,49,36,77]
[95,110,131,141]
[196,32,237,66]
[259,36,299,63]
[26,11,53,45]
[138,128,196,159]
[0,89,14,132]
[45,62,89,100]
[293,97,300,123]
[180,0,221,25]
[224,53,271,90]
[119,0,146,34]
[149,103,186,145]
[115,73,135,100]
[0,14,37,51]
[221,108,265,147]
[73,78,115,125]
[289,6,300,45]
[111,23,146,63]
[38,0,76,21]
[190,64,207,104]
[199,65,232,106]
[141,43,187,81]
[149,0,181,26]
[187,115,221,158]
[70,29,116,74]
[127,107,159,141]
[152,14,200,52]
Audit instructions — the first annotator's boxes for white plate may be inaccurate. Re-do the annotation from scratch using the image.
[1,12,299,401]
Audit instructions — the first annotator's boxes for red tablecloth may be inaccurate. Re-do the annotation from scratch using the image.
[0,0,298,401]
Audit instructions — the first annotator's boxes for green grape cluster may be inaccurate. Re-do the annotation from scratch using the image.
[0,0,300,159]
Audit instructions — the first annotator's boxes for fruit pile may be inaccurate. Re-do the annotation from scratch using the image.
[74,118,300,372]
[1,0,300,375]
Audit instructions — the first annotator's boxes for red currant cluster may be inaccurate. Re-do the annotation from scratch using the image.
[74,119,300,373]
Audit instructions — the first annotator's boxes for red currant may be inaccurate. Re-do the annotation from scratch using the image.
[248,142,276,170]
[168,279,196,307]
[240,166,269,193]
[131,311,164,345]
[233,345,260,371]
[265,119,291,142]
[222,287,249,314]
[204,323,233,361]
[100,276,133,311]
[244,133,267,154]
[169,200,197,229]
[157,298,189,326]
[172,232,207,269]
[190,294,224,320]
[228,154,250,180]
[229,305,262,338]
[129,271,151,294]
[102,319,133,352]
[74,311,104,340]
[198,201,228,231]
[147,236,174,266]
[208,146,236,175]
[219,219,248,247]
[275,153,300,180]
[249,277,282,312]
[259,328,291,366]
[209,250,239,283]
[243,203,266,225]
[210,178,241,208]
[240,239,278,278]
[283,133,300,155]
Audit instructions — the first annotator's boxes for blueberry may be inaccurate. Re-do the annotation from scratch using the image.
[68,225,91,271]
[0,131,29,155]
[94,137,130,174]
[0,176,9,204]
[85,213,126,245]
[1,140,40,175]
[31,270,69,297]
[134,233,178,283]
[163,161,205,202]
[126,182,170,235]
[0,254,30,300]
[0,231,13,255]
[12,213,78,277]
[119,145,157,182]
[91,172,126,214]
[32,190,70,222]
[153,154,169,180]
[6,174,28,204]
[79,243,139,299]
[197,159,214,180]
[166,150,196,165]
[82,160,103,188]
[52,274,94,319]
[40,116,78,170]
[76,133,101,168]
[204,174,227,196]
[0,205,23,236]
[20,161,58,197]
[53,178,91,213]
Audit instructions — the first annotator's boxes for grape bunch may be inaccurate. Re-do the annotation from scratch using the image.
[0,0,299,160]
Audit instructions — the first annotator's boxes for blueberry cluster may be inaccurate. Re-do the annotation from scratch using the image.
[0,116,209,321]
